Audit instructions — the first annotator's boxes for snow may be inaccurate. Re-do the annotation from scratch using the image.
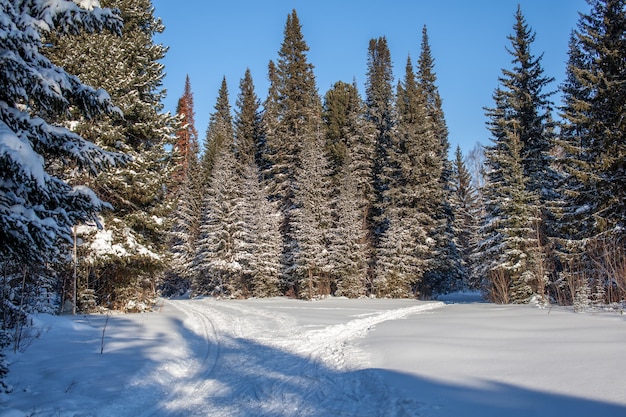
[2,297,625,416]
[0,120,46,188]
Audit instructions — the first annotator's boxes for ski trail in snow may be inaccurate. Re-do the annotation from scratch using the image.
[100,299,445,416]
[176,299,445,417]
[293,302,446,369]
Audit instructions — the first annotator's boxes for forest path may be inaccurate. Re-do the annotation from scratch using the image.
[137,298,445,417]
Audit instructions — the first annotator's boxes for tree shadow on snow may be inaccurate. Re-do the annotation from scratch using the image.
[144,322,626,417]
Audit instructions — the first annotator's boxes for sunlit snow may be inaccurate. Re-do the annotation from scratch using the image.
[2,296,625,416]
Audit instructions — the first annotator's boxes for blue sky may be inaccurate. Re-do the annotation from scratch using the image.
[152,0,587,156]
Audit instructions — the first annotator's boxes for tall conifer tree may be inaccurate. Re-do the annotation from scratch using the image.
[235,69,263,168]
[173,75,199,185]
[365,37,395,243]
[323,81,376,295]
[45,0,175,310]
[202,77,234,183]
[557,0,626,303]
[417,27,463,295]
[263,10,326,296]
[375,57,439,297]
[452,146,482,290]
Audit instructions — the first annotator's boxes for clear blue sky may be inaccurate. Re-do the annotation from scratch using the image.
[152,0,587,156]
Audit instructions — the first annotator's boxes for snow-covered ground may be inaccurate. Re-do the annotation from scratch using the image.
[2,295,625,416]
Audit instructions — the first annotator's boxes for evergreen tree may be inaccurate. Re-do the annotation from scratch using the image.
[452,146,482,290]
[323,81,376,294]
[263,9,325,295]
[481,130,543,303]
[365,37,395,241]
[375,56,438,298]
[193,148,245,297]
[481,88,543,303]
[478,6,555,303]
[290,134,333,298]
[557,0,626,303]
[163,76,201,296]
[502,6,556,197]
[0,1,122,382]
[0,0,123,265]
[239,163,283,298]
[559,0,625,242]
[234,69,282,297]
[44,0,176,310]
[202,77,234,183]
[173,75,199,185]
[330,160,370,298]
[417,27,463,295]
[235,68,263,168]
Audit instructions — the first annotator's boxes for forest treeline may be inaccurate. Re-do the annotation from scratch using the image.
[1,0,624,362]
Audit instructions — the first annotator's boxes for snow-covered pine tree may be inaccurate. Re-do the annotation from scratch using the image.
[290,133,334,299]
[262,10,325,296]
[193,148,246,298]
[163,76,202,296]
[417,27,463,296]
[44,0,176,311]
[1,0,123,265]
[451,146,482,290]
[173,75,200,187]
[501,7,557,198]
[365,36,395,245]
[330,158,371,298]
[240,163,283,298]
[480,90,543,303]
[478,7,555,304]
[193,79,244,297]
[323,81,376,295]
[235,68,263,168]
[557,0,626,303]
[234,69,282,297]
[202,77,234,184]
[374,56,438,298]
[1,0,122,388]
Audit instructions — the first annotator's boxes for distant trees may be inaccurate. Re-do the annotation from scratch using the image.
[2,0,621,318]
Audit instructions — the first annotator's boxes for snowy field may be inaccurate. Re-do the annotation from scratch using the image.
[2,295,625,417]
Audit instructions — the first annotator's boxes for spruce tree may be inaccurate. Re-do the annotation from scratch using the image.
[202,77,234,183]
[375,56,438,298]
[417,27,463,295]
[234,69,282,297]
[480,87,543,303]
[239,164,283,298]
[330,160,370,298]
[365,37,395,242]
[323,81,376,295]
[43,0,174,310]
[193,148,245,297]
[164,76,202,296]
[0,1,123,265]
[235,68,263,168]
[173,75,199,185]
[478,6,556,303]
[290,134,333,298]
[263,9,325,296]
[557,0,626,303]
[560,0,625,240]
[452,146,482,290]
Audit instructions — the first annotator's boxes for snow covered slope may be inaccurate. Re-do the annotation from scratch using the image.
[2,297,625,416]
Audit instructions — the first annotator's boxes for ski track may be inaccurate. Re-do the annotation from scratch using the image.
[133,299,446,417]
